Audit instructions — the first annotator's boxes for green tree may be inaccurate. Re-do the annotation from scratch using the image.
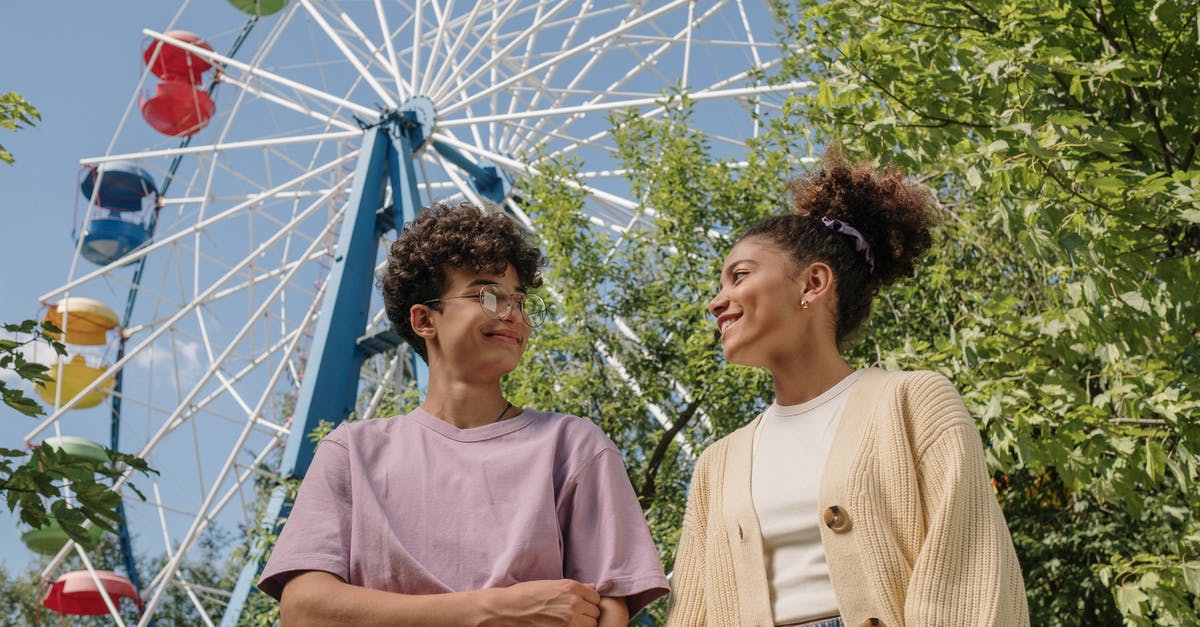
[2,319,153,549]
[762,0,1200,622]
[501,96,802,622]
[0,91,39,165]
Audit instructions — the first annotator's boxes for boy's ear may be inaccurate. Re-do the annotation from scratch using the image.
[410,304,436,338]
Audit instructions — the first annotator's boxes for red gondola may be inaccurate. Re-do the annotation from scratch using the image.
[141,80,215,137]
[42,570,141,616]
[142,30,213,84]
[140,30,216,137]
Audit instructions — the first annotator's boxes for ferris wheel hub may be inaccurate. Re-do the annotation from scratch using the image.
[388,96,438,155]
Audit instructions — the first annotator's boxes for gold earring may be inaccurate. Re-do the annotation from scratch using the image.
[801,299,809,309]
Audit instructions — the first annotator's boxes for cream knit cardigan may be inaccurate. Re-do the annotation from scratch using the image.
[667,369,1029,627]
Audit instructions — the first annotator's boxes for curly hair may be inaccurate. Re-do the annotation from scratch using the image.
[381,201,544,361]
[738,147,939,344]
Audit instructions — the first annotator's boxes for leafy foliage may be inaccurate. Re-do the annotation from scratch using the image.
[0,91,40,165]
[765,0,1200,621]
[503,95,802,622]
[1,319,65,417]
[2,319,154,549]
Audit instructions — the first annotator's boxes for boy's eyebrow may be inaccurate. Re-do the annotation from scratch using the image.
[463,278,527,293]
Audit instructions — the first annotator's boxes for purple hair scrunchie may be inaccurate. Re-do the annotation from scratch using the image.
[818,216,875,272]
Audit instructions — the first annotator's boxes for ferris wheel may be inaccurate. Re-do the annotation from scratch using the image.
[23,0,807,624]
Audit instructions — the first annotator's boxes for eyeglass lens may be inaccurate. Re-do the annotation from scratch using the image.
[479,285,543,325]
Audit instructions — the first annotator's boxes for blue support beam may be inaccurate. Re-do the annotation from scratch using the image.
[430,140,512,204]
[221,126,392,625]
[388,109,431,392]
[278,126,390,480]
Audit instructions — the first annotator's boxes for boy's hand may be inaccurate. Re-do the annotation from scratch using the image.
[482,579,601,626]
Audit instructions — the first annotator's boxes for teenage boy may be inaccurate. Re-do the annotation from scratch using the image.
[258,202,668,626]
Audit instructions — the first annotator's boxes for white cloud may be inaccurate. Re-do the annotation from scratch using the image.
[128,338,205,394]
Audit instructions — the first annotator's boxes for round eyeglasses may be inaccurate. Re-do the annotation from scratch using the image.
[424,284,547,327]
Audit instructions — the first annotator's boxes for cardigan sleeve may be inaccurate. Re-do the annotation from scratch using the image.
[666,448,712,627]
[903,373,1030,626]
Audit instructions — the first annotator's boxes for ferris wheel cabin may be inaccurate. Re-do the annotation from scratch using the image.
[140,30,215,137]
[77,161,156,266]
[35,297,119,409]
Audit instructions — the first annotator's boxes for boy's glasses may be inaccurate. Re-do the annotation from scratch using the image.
[425,284,547,327]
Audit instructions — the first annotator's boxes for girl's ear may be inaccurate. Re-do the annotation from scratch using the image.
[801,261,835,305]
[410,304,437,339]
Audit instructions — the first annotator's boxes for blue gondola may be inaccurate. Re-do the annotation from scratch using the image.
[77,161,157,266]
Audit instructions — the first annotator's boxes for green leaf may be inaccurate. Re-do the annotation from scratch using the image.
[1184,561,1200,597]
[1116,583,1149,616]
[966,166,982,189]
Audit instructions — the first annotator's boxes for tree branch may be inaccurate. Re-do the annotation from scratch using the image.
[1034,157,1116,213]
[638,394,705,505]
[846,58,992,130]
[958,1,1001,32]
[1075,0,1176,173]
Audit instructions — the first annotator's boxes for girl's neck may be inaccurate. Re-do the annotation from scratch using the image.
[769,346,854,406]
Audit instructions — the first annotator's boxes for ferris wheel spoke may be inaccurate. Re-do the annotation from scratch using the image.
[439,0,689,118]
[423,0,508,98]
[373,0,409,98]
[158,276,323,444]
[208,253,326,304]
[144,29,377,119]
[75,546,129,626]
[734,0,765,69]
[542,79,808,164]
[527,54,792,165]
[436,131,632,209]
[219,75,361,132]
[79,131,360,166]
[523,2,667,115]
[336,5,410,98]
[427,0,566,104]
[140,432,279,623]
[497,117,617,160]
[439,92,676,127]
[42,155,355,303]
[359,352,402,421]
[139,339,311,621]
[509,0,733,155]
[417,0,454,95]
[300,0,398,109]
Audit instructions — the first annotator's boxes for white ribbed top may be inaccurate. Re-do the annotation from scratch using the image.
[752,370,863,624]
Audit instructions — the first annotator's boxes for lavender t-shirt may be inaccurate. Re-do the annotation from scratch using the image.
[257,408,668,614]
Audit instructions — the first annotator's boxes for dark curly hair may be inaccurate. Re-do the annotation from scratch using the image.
[381,201,544,361]
[739,148,939,344]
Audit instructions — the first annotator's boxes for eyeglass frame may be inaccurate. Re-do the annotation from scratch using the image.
[422,283,547,327]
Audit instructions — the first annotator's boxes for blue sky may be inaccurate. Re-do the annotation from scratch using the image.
[0,0,251,575]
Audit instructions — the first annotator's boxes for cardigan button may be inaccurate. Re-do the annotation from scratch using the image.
[822,505,851,532]
[860,619,885,627]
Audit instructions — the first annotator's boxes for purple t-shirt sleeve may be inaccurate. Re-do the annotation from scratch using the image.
[256,428,353,600]
[560,447,670,615]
